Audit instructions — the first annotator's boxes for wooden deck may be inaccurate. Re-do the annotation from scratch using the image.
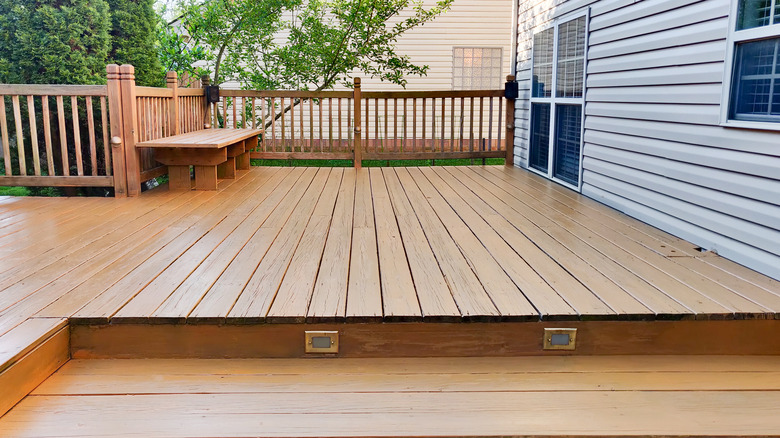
[2,165,780,436]
[1,165,778,333]
[2,356,780,437]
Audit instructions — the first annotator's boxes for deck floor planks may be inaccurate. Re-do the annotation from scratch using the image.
[447,166,691,317]
[407,167,539,319]
[112,168,285,321]
[480,167,772,317]
[3,356,780,437]
[68,170,269,322]
[368,168,422,320]
[345,169,383,320]
[437,167,651,317]
[266,169,344,322]
[151,167,292,321]
[188,167,315,321]
[419,167,602,318]
[432,167,648,317]
[382,167,460,319]
[227,168,331,320]
[0,165,777,333]
[306,169,356,322]
[468,167,732,317]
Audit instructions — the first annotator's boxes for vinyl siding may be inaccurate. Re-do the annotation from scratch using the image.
[514,0,780,279]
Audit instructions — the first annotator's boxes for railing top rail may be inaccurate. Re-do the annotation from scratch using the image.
[363,89,504,99]
[0,84,108,97]
[220,90,353,99]
[136,86,174,98]
[178,88,205,97]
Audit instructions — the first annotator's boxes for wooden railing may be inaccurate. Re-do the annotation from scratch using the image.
[0,84,115,188]
[216,76,515,167]
[0,66,514,195]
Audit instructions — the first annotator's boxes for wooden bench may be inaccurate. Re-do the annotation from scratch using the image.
[137,129,262,190]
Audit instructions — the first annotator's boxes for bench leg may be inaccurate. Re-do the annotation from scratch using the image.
[194,165,218,190]
[168,165,191,191]
[217,157,236,179]
[236,152,251,170]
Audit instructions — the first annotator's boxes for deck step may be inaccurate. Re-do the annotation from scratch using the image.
[0,318,69,416]
[1,356,779,437]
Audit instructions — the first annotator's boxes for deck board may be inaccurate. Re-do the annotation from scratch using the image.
[2,356,780,437]
[0,166,776,339]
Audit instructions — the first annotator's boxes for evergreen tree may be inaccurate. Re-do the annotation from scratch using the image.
[0,0,111,85]
[107,0,165,86]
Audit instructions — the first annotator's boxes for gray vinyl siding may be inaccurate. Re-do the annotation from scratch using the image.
[513,0,780,280]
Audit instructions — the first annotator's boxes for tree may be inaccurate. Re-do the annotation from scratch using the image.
[107,0,165,86]
[0,0,111,85]
[166,0,453,91]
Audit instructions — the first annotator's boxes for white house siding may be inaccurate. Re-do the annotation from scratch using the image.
[513,0,780,280]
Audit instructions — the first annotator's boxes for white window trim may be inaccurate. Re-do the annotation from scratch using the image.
[527,9,590,192]
[720,0,780,131]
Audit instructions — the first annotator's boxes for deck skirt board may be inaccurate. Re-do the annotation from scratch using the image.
[2,356,780,437]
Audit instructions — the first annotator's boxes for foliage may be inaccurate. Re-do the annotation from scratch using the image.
[0,0,111,85]
[107,0,165,86]
[166,0,453,90]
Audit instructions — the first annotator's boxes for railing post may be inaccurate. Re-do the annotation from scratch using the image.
[106,64,128,197]
[166,71,180,135]
[202,75,212,129]
[505,74,517,167]
[119,65,141,196]
[353,77,362,169]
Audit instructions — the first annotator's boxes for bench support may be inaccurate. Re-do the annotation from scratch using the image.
[168,166,191,191]
[217,158,236,180]
[194,166,218,190]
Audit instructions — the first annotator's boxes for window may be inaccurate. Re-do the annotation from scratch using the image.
[528,14,587,188]
[726,0,780,124]
[452,47,503,90]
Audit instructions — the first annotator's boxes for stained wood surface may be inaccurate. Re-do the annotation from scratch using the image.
[136,128,262,149]
[2,356,780,437]
[0,166,778,338]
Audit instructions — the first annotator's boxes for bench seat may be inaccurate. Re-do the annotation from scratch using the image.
[137,129,262,190]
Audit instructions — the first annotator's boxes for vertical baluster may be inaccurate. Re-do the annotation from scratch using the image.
[291,98,296,151]
[42,97,55,174]
[221,97,227,129]
[488,97,494,150]
[232,96,237,128]
[431,98,437,153]
[328,98,333,152]
[101,96,111,176]
[260,97,266,151]
[364,97,369,153]
[280,97,286,150]
[251,97,256,129]
[86,97,98,175]
[459,97,465,153]
[26,96,41,176]
[412,98,417,153]
[403,98,408,152]
[299,97,305,152]
[71,96,84,175]
[497,93,503,149]
[383,98,388,154]
[479,97,484,151]
[317,98,323,152]
[450,97,455,153]
[440,98,445,153]
[373,99,378,153]
[469,97,475,156]
[241,96,246,128]
[422,98,426,153]
[393,98,398,152]
[11,96,26,175]
[337,98,342,150]
[56,96,69,175]
[0,97,11,175]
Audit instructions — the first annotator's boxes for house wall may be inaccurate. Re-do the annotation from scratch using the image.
[513,0,780,280]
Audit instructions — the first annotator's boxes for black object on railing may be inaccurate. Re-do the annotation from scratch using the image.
[504,79,518,100]
[205,85,220,103]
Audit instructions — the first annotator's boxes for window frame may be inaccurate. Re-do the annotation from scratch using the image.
[527,9,589,191]
[720,0,780,130]
[451,46,504,91]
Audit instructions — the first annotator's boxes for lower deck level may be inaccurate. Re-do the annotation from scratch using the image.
[2,355,779,437]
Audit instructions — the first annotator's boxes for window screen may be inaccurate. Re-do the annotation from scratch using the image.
[529,103,551,172]
[731,37,780,120]
[553,105,582,186]
[452,47,503,90]
[532,29,554,98]
[556,16,586,98]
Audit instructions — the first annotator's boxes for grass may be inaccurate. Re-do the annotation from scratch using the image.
[0,186,31,196]
[250,158,505,167]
